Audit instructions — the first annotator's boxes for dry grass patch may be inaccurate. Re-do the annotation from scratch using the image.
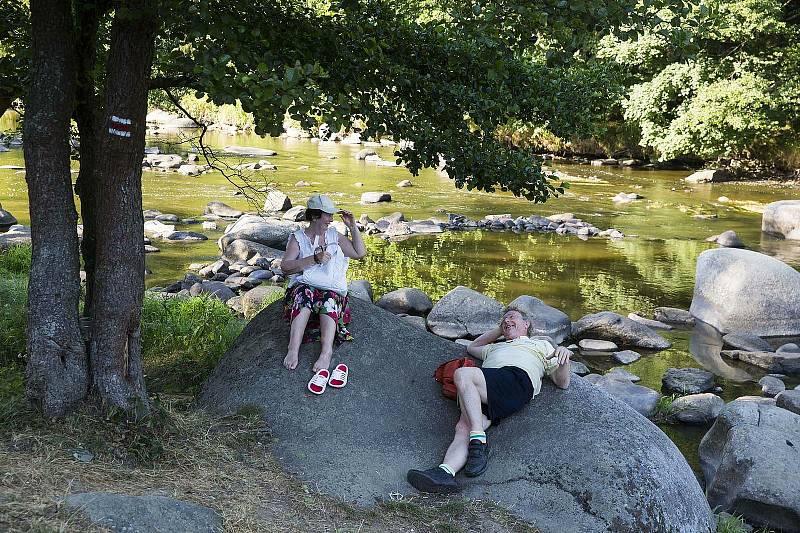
[1,393,536,533]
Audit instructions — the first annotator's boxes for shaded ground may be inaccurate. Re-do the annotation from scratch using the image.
[0,393,536,533]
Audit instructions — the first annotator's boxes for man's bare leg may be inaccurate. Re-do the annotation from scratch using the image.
[453,367,489,432]
[284,307,311,370]
[442,414,491,473]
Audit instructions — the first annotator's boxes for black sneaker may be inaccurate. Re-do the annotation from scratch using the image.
[406,467,460,494]
[464,439,489,477]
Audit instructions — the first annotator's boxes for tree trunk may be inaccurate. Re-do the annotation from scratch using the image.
[23,0,89,416]
[89,1,158,414]
[73,2,108,318]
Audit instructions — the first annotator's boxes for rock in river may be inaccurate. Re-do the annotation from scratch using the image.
[762,200,800,239]
[222,145,277,157]
[689,248,800,336]
[722,333,773,352]
[204,201,243,219]
[572,311,671,350]
[360,192,392,204]
[198,298,713,532]
[583,373,661,417]
[662,368,716,394]
[426,286,504,339]
[506,295,571,345]
[699,398,800,532]
[721,350,800,375]
[218,214,301,251]
[670,393,724,425]
[375,288,433,316]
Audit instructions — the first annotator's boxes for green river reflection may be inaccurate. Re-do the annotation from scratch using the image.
[2,129,799,473]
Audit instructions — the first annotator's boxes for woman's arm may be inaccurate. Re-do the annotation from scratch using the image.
[338,210,367,259]
[280,234,322,275]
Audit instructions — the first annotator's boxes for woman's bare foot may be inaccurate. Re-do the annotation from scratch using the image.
[312,351,332,372]
[283,351,299,370]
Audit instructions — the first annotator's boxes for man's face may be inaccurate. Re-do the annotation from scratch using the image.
[501,310,529,340]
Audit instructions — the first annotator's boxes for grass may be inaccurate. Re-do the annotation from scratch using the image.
[141,295,246,393]
[0,245,30,367]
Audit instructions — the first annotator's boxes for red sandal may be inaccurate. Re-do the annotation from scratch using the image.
[329,364,348,388]
[307,369,330,395]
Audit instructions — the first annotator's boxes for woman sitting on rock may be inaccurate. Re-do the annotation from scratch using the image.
[280,194,366,373]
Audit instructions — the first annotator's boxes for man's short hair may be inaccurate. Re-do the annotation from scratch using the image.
[500,307,532,336]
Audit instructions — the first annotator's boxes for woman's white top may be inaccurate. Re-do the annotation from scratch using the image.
[287,227,349,295]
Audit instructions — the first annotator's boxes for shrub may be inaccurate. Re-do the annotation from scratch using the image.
[0,246,29,367]
[140,295,246,393]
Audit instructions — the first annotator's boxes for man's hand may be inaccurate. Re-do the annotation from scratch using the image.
[553,346,573,366]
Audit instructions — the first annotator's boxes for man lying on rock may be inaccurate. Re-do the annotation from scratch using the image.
[407,309,573,493]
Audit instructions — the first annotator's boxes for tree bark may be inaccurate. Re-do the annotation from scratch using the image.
[89,0,158,414]
[23,0,89,416]
[73,1,109,318]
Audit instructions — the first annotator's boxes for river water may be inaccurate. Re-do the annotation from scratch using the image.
[2,129,799,471]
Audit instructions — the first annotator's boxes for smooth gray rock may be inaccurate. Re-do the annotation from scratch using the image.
[282,206,306,221]
[699,399,800,532]
[164,231,208,241]
[204,201,243,218]
[606,368,641,382]
[143,220,174,237]
[142,209,162,219]
[689,249,800,336]
[189,281,235,302]
[143,153,183,168]
[759,376,786,398]
[63,492,221,533]
[226,296,244,314]
[570,360,590,375]
[776,390,800,415]
[218,214,301,251]
[762,200,800,239]
[222,239,285,263]
[716,230,745,248]
[222,145,277,157]
[348,280,373,302]
[375,288,433,316]
[778,343,800,354]
[670,393,724,424]
[360,192,392,203]
[684,169,733,183]
[613,350,641,364]
[263,190,291,212]
[507,295,571,345]
[0,224,31,249]
[583,374,661,417]
[721,350,800,375]
[662,368,716,394]
[572,311,671,350]
[399,315,427,329]
[355,148,376,160]
[198,299,713,532]
[579,339,618,351]
[722,333,774,352]
[426,286,504,339]
[0,209,17,226]
[240,285,284,318]
[627,312,672,330]
[155,213,179,223]
[653,307,695,326]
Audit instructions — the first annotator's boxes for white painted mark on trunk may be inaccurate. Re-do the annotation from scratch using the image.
[108,115,132,138]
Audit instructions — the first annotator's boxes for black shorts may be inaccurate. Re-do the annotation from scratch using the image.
[481,366,534,422]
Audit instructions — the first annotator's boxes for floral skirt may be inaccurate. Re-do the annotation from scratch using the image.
[283,283,353,344]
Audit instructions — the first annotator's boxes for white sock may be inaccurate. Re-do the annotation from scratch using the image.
[438,463,456,477]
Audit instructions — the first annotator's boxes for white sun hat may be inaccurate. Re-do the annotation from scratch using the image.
[306,194,339,214]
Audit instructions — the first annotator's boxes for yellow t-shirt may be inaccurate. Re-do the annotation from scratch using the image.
[479,336,557,397]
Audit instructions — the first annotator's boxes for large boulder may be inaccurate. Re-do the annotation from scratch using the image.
[506,295,571,345]
[375,288,433,316]
[426,286,503,339]
[699,398,800,532]
[0,224,30,249]
[263,190,292,212]
[143,153,183,168]
[762,200,800,239]
[670,393,724,425]
[721,350,800,375]
[0,208,17,226]
[684,169,733,183]
[218,214,302,251]
[583,373,661,417]
[63,492,221,533]
[689,249,800,336]
[662,368,716,394]
[222,239,285,263]
[240,285,285,318]
[198,299,714,532]
[571,312,671,350]
[204,201,243,219]
[347,280,373,302]
[189,281,235,302]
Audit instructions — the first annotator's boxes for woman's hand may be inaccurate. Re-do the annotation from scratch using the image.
[339,209,356,228]
[314,249,332,264]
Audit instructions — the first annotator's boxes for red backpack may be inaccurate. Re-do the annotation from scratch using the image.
[434,357,476,400]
